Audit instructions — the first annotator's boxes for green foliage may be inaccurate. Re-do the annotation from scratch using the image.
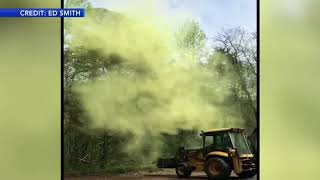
[64,47,123,87]
[175,20,207,51]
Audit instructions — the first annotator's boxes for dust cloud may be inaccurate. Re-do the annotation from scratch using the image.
[67,1,244,158]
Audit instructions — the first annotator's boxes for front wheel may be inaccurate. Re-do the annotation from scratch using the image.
[176,163,192,178]
[237,170,257,178]
[204,157,231,179]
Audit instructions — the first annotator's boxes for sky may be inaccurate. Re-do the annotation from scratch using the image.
[91,0,257,38]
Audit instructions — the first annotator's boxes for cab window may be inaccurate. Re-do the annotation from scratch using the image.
[205,133,232,149]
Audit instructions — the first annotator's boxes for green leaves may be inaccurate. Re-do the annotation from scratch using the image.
[175,20,207,51]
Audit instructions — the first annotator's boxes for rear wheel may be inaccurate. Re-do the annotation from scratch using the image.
[204,157,231,179]
[237,170,257,178]
[176,163,192,178]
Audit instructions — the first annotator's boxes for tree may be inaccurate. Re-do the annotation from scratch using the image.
[213,27,257,130]
[64,7,155,173]
[175,20,207,51]
[174,20,209,65]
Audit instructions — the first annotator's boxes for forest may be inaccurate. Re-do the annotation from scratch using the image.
[64,2,257,175]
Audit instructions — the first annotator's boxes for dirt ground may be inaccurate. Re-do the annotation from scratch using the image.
[65,172,257,180]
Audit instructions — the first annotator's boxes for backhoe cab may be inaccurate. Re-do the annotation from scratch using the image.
[157,128,256,179]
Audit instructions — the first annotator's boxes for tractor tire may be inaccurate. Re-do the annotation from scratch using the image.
[204,157,231,180]
[176,163,192,178]
[237,170,257,178]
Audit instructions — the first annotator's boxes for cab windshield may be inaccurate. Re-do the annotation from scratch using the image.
[229,132,251,155]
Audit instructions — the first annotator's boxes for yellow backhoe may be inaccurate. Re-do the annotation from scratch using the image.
[157,128,256,179]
